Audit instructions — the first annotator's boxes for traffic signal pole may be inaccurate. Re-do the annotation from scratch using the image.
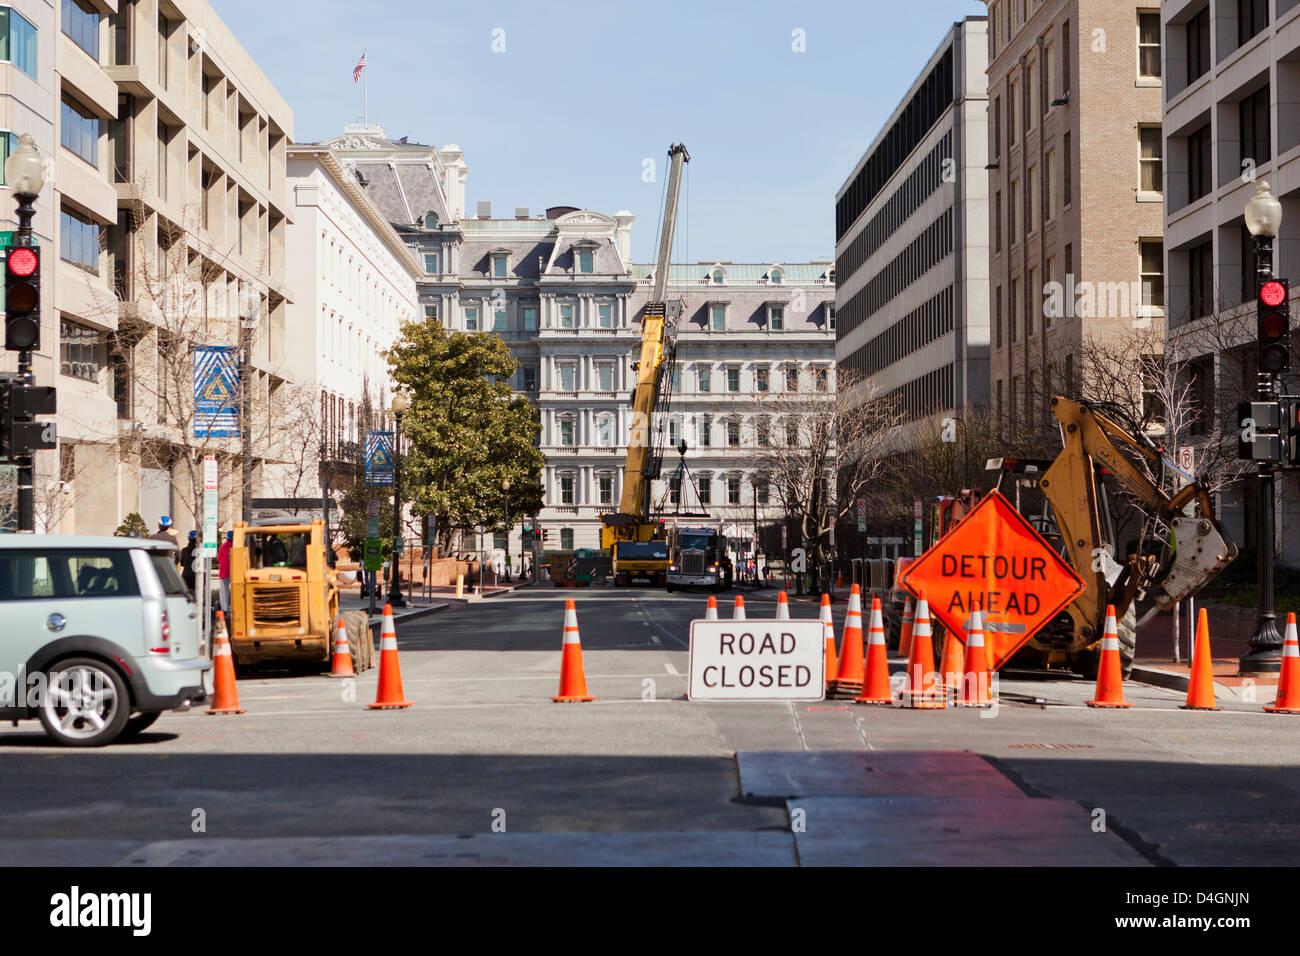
[11,185,38,533]
[1242,237,1284,675]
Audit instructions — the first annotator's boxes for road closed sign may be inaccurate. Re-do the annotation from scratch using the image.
[898,490,1085,671]
[688,620,825,701]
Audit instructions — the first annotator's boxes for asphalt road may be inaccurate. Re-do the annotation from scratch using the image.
[3,586,1299,866]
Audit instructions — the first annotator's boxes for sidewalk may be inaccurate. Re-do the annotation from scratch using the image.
[1134,606,1280,701]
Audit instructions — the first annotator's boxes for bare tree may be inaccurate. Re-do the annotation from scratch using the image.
[753,368,902,579]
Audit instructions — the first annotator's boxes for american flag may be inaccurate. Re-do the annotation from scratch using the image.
[353,52,366,83]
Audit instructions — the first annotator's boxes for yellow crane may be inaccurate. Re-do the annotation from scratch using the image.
[601,143,689,562]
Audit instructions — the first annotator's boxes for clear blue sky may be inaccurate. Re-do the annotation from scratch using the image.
[214,0,985,264]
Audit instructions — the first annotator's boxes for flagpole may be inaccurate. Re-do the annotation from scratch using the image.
[363,48,368,126]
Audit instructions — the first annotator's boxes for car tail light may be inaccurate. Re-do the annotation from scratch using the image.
[150,609,172,655]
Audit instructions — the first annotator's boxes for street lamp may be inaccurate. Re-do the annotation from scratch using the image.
[502,478,511,583]
[388,393,409,607]
[1241,181,1285,675]
[750,474,762,589]
[4,134,44,533]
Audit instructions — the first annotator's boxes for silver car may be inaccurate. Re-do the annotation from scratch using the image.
[0,536,212,746]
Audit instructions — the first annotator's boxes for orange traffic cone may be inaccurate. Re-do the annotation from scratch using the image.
[1264,613,1300,714]
[956,609,993,708]
[705,595,718,621]
[939,625,965,699]
[855,596,893,705]
[733,595,746,621]
[775,591,790,621]
[829,585,865,699]
[899,598,920,658]
[553,599,595,702]
[836,572,844,589]
[819,593,838,688]
[368,604,412,710]
[902,592,945,709]
[328,616,355,678]
[206,611,245,715]
[1181,608,1218,711]
[1086,605,1132,709]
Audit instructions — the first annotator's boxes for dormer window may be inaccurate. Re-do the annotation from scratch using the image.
[490,250,509,278]
[424,210,439,230]
[769,265,784,285]
[579,250,594,273]
[710,264,726,285]
[767,304,785,331]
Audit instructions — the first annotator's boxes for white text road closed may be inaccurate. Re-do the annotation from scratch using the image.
[688,620,825,702]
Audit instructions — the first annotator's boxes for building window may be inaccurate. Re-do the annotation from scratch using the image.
[1238,0,1268,48]
[1188,240,1214,319]
[598,304,612,328]
[424,252,439,274]
[785,419,799,447]
[1044,152,1055,221]
[1240,85,1271,168]
[559,419,575,447]
[598,473,614,505]
[424,304,439,321]
[1140,240,1164,314]
[1011,278,1020,341]
[1188,125,1212,203]
[1027,60,1038,128]
[60,319,105,381]
[1062,132,1072,206]
[992,96,1001,159]
[0,7,37,78]
[523,367,537,391]
[1138,11,1161,78]
[994,191,1002,253]
[61,98,99,167]
[698,414,711,447]
[1187,7,1210,83]
[558,364,576,392]
[697,365,711,392]
[995,287,1003,348]
[814,367,829,392]
[62,0,100,60]
[769,267,783,284]
[559,304,574,328]
[1026,166,1037,234]
[60,207,101,273]
[826,304,835,331]
[1139,126,1163,193]
[596,413,614,446]
[0,130,17,186]
[464,306,478,331]
[579,250,593,274]
[558,473,576,504]
[727,475,741,504]
[669,416,681,448]
[596,363,614,392]
[493,309,507,332]
[492,255,507,278]
[696,474,712,506]
[785,365,798,391]
[710,303,725,330]
[712,268,724,284]
[560,527,574,549]
[671,367,680,393]
[1009,80,1017,146]
[756,477,769,505]
[768,305,785,330]
[755,365,769,392]
[523,306,537,331]
[727,367,740,393]
[1010,178,1019,244]
[727,419,740,447]
[756,417,770,447]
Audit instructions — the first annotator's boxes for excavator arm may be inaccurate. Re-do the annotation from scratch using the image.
[1039,396,1237,646]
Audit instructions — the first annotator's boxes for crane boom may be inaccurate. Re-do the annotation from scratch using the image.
[601,143,689,551]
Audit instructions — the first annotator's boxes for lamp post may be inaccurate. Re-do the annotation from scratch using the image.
[501,478,511,582]
[1241,181,1285,675]
[4,133,45,532]
[750,474,761,589]
[388,393,409,607]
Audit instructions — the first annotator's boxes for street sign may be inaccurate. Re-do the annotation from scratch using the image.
[912,498,923,555]
[856,497,866,533]
[202,456,218,554]
[898,490,1085,672]
[363,538,383,572]
[687,619,824,701]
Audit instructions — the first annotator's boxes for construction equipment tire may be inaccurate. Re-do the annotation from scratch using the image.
[342,610,373,672]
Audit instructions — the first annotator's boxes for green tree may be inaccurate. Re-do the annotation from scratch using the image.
[386,318,544,550]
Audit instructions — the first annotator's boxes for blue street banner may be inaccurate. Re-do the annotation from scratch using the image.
[366,431,395,486]
[193,346,240,438]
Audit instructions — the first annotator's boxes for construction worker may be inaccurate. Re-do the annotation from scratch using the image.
[217,530,233,616]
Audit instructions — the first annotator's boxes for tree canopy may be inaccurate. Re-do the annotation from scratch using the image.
[385,319,543,549]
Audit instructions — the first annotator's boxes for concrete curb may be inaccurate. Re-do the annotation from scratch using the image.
[1131,663,1237,701]
[363,603,451,628]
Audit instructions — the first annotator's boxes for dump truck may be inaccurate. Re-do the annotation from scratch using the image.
[228,518,373,672]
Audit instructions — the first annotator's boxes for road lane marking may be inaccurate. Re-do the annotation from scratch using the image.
[664,662,679,675]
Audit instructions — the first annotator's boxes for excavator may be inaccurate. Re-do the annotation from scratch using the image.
[600,144,689,580]
[921,396,1236,678]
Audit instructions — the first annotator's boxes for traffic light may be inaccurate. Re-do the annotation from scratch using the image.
[1238,400,1283,461]
[5,246,40,351]
[1257,277,1291,374]
[0,380,56,459]
[1284,398,1300,467]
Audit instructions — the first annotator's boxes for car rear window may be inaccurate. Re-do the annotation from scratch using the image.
[0,549,140,600]
[148,552,189,597]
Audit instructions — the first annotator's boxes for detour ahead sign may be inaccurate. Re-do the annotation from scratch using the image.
[688,620,825,701]
[898,490,1085,671]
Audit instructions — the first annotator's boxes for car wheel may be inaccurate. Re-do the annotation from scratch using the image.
[120,711,162,739]
[37,657,130,747]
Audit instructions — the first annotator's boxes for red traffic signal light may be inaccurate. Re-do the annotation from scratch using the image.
[1258,277,1291,374]
[7,247,37,277]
